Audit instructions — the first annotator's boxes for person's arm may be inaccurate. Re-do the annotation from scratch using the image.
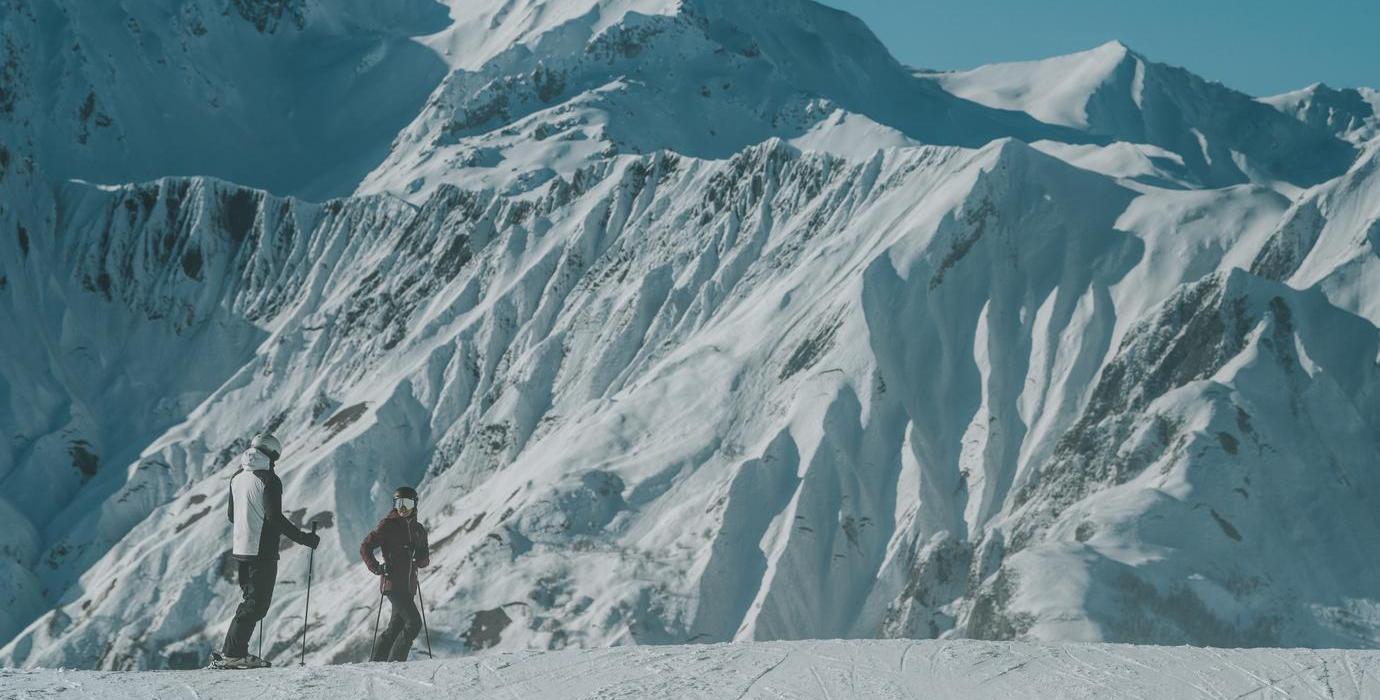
[414,526,430,568]
[360,522,384,575]
[266,474,315,547]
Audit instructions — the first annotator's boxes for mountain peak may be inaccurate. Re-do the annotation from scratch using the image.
[929,40,1143,132]
[934,40,1356,187]
[1091,39,1136,59]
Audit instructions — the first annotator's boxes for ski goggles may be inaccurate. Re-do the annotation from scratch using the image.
[395,497,417,510]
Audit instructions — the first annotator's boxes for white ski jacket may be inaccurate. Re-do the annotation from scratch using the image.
[226,448,312,560]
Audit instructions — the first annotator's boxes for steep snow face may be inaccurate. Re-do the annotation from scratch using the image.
[1262,83,1380,145]
[995,271,1380,646]
[1252,141,1380,326]
[930,41,1358,188]
[0,173,415,643]
[0,0,451,199]
[0,4,57,644]
[3,137,1377,669]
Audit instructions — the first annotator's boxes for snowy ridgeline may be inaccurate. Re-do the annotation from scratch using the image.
[1,0,1379,672]
[3,640,1380,699]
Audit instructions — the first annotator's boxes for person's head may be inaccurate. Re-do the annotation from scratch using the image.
[394,486,418,517]
[251,433,281,463]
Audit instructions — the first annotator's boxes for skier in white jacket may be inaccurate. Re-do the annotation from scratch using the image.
[217,433,319,669]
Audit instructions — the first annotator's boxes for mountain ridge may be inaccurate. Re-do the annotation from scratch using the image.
[930,39,1358,188]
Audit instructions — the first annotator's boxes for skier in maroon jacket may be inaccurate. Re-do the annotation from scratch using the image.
[360,486,430,661]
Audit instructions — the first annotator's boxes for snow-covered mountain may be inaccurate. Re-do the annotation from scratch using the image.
[1262,83,1380,145]
[359,0,1114,199]
[927,41,1361,190]
[1,0,1378,670]
[0,0,453,199]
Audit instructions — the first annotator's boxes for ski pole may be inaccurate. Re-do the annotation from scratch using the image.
[417,579,433,659]
[299,523,318,667]
[257,621,263,660]
[371,586,384,661]
[407,523,432,659]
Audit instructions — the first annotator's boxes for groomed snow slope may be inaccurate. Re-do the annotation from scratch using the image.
[3,639,1380,699]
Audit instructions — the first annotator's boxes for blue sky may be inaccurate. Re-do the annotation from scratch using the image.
[817,0,1380,96]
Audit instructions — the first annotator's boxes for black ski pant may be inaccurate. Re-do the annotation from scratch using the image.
[222,559,277,658]
[372,591,422,662]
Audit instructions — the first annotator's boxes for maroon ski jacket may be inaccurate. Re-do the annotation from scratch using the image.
[360,509,430,594]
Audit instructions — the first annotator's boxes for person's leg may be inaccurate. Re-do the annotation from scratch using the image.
[250,561,277,654]
[222,561,256,658]
[372,592,406,662]
[222,560,277,659]
[386,592,422,662]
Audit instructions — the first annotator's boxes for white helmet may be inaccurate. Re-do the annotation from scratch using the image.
[251,433,282,459]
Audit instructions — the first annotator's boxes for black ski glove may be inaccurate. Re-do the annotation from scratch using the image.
[303,532,321,549]
[379,562,391,577]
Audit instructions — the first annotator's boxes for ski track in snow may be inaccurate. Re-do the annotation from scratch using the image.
[3,640,1380,699]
